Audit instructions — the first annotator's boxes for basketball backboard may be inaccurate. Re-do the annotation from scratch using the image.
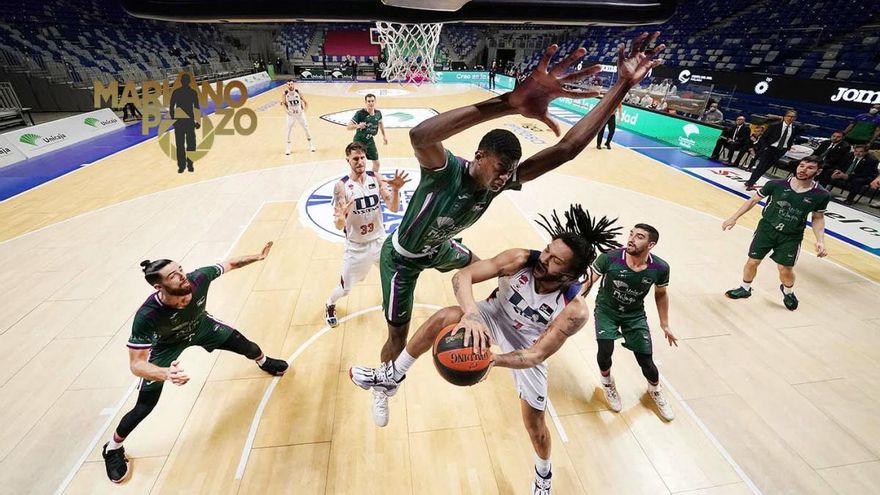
[121,0,677,25]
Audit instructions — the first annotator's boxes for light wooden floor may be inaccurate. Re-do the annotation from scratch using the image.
[1,82,879,495]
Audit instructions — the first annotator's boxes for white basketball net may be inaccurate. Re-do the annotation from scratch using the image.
[374,21,443,85]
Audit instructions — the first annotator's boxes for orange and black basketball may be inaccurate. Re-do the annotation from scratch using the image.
[432,323,493,386]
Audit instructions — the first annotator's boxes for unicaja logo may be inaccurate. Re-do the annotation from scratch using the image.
[84,117,99,127]
[19,133,40,146]
[678,124,699,149]
[683,123,700,137]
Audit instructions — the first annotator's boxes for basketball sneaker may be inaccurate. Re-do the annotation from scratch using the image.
[649,388,675,421]
[372,388,391,427]
[725,286,752,299]
[349,361,404,395]
[259,357,289,376]
[102,442,130,484]
[780,284,799,311]
[309,141,316,152]
[325,304,339,328]
[532,468,552,495]
[285,143,291,155]
[602,378,622,412]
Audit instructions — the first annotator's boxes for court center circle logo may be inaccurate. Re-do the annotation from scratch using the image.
[299,168,421,242]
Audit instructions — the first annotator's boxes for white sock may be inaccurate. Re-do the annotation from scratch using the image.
[741,281,752,290]
[256,354,267,366]
[327,285,346,306]
[534,454,551,477]
[600,373,613,386]
[393,349,417,381]
[648,381,661,392]
[783,285,794,295]
[106,435,124,451]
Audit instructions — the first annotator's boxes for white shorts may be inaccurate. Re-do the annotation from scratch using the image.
[477,301,548,411]
[286,112,310,138]
[339,237,383,290]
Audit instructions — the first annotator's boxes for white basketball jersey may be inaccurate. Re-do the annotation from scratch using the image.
[484,251,582,349]
[284,88,304,114]
[340,172,385,243]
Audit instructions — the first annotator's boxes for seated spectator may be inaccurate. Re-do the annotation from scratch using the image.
[844,104,880,147]
[815,131,851,185]
[732,126,767,169]
[639,93,653,107]
[829,145,880,205]
[711,115,750,163]
[700,102,724,124]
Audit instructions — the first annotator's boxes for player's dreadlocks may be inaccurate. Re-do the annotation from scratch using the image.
[535,204,622,281]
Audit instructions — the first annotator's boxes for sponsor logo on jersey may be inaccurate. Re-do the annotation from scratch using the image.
[320,108,438,128]
[299,167,420,242]
[519,274,529,285]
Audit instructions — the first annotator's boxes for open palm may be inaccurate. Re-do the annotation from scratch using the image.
[617,32,666,87]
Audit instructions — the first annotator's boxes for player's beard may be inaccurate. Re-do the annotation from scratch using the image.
[626,244,646,256]
[164,282,193,296]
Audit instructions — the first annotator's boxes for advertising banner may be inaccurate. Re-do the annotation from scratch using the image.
[435,71,490,83]
[553,97,723,156]
[0,134,27,168]
[4,108,124,159]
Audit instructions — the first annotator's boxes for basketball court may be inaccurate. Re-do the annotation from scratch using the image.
[1,0,880,493]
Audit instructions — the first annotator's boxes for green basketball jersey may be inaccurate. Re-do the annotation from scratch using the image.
[757,179,830,236]
[127,265,224,350]
[592,248,669,315]
[352,108,383,142]
[394,149,520,256]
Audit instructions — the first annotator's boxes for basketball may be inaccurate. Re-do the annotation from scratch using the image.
[432,323,493,386]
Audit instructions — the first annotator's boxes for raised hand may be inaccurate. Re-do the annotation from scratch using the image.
[257,241,273,260]
[617,32,666,87]
[334,196,355,220]
[507,45,602,136]
[387,169,411,191]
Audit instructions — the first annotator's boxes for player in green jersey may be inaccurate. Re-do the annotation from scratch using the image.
[101,242,288,484]
[347,93,388,173]
[352,32,667,427]
[722,156,830,310]
[586,224,678,421]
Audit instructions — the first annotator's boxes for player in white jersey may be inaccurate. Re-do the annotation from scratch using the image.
[281,80,315,154]
[350,204,621,495]
[325,141,410,326]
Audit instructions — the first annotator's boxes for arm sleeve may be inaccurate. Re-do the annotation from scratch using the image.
[419,149,461,187]
[127,312,155,349]
[591,252,610,275]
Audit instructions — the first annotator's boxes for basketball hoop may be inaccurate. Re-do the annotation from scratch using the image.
[371,21,442,85]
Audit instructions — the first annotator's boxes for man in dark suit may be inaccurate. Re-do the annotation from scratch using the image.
[835,145,880,204]
[745,110,802,190]
[710,115,750,164]
[732,125,767,169]
[815,131,852,186]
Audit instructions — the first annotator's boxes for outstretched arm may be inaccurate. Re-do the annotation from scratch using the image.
[452,248,532,354]
[219,242,273,272]
[722,194,762,230]
[517,32,665,183]
[492,298,589,369]
[409,47,601,169]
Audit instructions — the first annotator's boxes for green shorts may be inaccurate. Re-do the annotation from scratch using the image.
[139,316,234,392]
[594,307,652,355]
[748,225,802,267]
[355,138,379,161]
[380,235,473,325]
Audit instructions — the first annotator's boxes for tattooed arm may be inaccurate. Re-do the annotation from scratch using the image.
[492,297,589,369]
[219,242,273,273]
[451,248,531,355]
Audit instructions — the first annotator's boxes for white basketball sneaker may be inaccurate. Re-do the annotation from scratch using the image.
[602,377,622,413]
[372,388,390,427]
[650,387,675,421]
[532,468,552,495]
[349,361,402,395]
